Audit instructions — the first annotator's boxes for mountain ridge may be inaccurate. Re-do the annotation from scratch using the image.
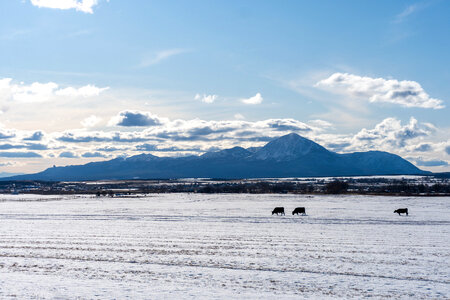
[4,133,429,181]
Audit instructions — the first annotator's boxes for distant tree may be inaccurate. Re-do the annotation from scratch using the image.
[325,180,348,194]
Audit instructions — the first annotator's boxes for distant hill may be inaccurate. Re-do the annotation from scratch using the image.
[433,172,450,178]
[0,172,24,178]
[4,133,429,181]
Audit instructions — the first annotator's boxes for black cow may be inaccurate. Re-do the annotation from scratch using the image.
[394,208,408,216]
[272,207,285,215]
[292,207,306,215]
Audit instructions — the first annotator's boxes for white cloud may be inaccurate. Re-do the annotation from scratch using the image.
[316,73,444,109]
[316,117,436,156]
[0,78,57,103]
[59,151,78,158]
[241,93,263,105]
[55,85,109,97]
[30,0,99,14]
[81,115,102,128]
[308,119,333,129]
[351,117,435,149]
[0,126,16,139]
[108,110,168,127]
[234,113,245,120]
[0,78,108,103]
[138,49,189,68]
[195,94,218,104]
[411,157,448,167]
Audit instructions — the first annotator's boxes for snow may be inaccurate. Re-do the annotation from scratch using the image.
[0,193,449,299]
[254,133,326,160]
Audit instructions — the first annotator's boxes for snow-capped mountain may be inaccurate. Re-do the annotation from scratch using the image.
[4,133,429,181]
[201,147,252,159]
[252,133,329,161]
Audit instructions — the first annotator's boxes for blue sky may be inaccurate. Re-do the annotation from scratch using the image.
[0,0,449,173]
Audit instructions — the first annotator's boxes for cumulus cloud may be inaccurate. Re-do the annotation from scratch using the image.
[26,143,49,150]
[265,119,313,132]
[30,0,100,14]
[57,130,150,143]
[319,117,438,155]
[81,115,102,128]
[57,132,112,143]
[308,119,333,129]
[108,110,166,127]
[0,151,42,158]
[316,73,444,109]
[23,131,44,141]
[414,143,432,152]
[0,78,57,103]
[242,93,263,105]
[81,151,107,158]
[0,128,15,139]
[0,144,23,150]
[195,94,218,104]
[352,117,435,149]
[59,151,78,158]
[96,146,121,152]
[325,142,351,152]
[135,144,157,151]
[0,143,48,151]
[55,85,109,97]
[0,78,108,103]
[414,158,448,167]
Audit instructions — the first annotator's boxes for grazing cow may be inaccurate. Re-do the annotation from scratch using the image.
[394,208,408,216]
[272,207,285,215]
[292,207,306,215]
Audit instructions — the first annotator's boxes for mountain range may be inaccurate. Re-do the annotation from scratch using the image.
[5,133,429,181]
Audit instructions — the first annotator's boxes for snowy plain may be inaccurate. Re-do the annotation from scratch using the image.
[0,193,448,299]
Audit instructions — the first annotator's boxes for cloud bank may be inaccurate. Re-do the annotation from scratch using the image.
[0,78,108,103]
[0,108,447,172]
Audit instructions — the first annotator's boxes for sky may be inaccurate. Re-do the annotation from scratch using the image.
[0,0,449,174]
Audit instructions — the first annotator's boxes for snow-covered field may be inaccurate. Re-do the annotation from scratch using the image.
[0,193,449,299]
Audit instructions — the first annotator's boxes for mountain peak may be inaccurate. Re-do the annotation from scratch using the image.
[202,146,251,159]
[126,153,158,162]
[282,132,302,138]
[252,133,329,161]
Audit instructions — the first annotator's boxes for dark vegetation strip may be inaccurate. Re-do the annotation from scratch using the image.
[0,178,449,196]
